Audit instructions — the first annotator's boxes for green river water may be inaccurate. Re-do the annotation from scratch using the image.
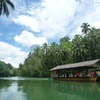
[0,77,100,100]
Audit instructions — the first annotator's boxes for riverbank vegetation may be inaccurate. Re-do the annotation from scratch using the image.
[18,23,100,77]
[0,61,17,77]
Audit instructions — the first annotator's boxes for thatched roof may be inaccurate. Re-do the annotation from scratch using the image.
[50,59,100,71]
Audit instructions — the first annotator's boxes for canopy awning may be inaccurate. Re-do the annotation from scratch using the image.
[50,59,100,71]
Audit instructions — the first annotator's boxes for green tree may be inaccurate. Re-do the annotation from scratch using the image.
[72,35,88,62]
[81,23,91,34]
[0,61,16,77]
[87,27,100,59]
[18,24,100,77]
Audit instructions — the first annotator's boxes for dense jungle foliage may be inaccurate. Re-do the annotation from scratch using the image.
[18,23,100,77]
[0,61,17,77]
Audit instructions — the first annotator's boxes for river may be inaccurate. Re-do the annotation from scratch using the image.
[0,77,100,100]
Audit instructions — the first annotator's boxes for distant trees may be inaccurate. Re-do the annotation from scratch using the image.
[19,23,100,77]
[0,0,15,17]
[0,61,17,77]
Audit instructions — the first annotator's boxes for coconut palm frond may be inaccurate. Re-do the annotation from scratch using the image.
[3,0,9,16]
[6,0,15,10]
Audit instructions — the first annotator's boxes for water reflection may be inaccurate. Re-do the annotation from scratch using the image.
[0,78,100,100]
[51,81,100,100]
[0,79,26,100]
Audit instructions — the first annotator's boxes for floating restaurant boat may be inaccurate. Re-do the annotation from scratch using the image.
[50,59,100,82]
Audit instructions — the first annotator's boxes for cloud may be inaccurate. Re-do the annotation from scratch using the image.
[14,30,48,47]
[0,41,28,68]
[83,5,100,28]
[1,0,100,68]
[91,21,100,28]
[69,27,82,39]
[13,15,39,32]
[12,0,100,40]
[13,0,78,39]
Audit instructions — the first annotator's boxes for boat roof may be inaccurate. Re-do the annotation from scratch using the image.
[50,59,100,71]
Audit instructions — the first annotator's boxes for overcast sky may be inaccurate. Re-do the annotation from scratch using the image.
[0,0,100,68]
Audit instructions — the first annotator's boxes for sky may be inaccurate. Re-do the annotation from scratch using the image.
[0,0,100,68]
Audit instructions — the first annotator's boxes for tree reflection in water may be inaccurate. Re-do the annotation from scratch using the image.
[0,78,100,100]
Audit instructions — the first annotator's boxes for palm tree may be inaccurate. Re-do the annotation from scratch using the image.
[60,36,70,44]
[0,0,15,17]
[41,43,48,54]
[81,23,91,34]
[87,27,100,59]
[72,35,88,62]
